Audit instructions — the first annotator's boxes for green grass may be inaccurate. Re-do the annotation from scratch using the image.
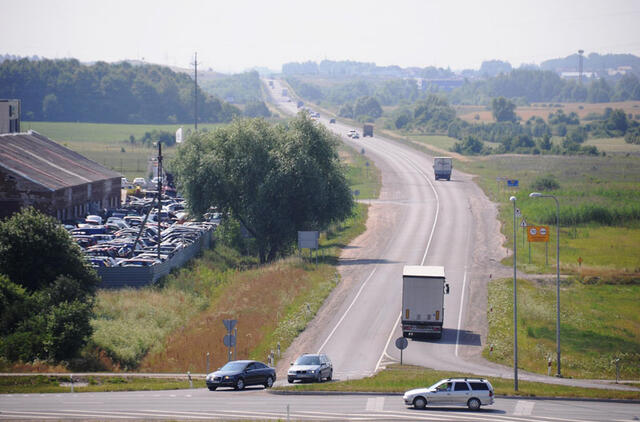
[275,364,640,400]
[22,121,226,180]
[585,136,640,154]
[456,154,640,276]
[0,375,193,394]
[485,278,640,380]
[340,144,381,200]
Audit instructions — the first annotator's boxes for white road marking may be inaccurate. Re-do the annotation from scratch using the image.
[513,400,535,416]
[365,396,385,411]
[455,269,468,356]
[375,312,402,371]
[317,268,377,353]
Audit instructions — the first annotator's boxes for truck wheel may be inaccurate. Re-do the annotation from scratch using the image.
[446,176,450,181]
[413,396,427,409]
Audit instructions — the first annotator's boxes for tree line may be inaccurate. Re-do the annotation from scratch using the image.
[0,58,240,124]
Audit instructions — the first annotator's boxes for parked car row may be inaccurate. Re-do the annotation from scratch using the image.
[67,196,216,268]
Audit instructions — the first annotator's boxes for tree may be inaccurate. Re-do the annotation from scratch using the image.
[353,96,382,119]
[338,103,354,118]
[491,97,517,122]
[243,101,272,118]
[172,115,354,263]
[0,208,98,362]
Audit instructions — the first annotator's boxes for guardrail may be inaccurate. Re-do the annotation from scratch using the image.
[97,228,214,288]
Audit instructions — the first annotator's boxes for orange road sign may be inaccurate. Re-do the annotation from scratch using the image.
[527,225,550,242]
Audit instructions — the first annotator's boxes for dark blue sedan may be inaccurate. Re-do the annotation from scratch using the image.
[205,360,276,391]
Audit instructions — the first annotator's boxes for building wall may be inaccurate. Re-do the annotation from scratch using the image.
[0,100,21,134]
[0,167,121,221]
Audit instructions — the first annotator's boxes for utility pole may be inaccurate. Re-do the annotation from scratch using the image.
[578,50,584,85]
[157,142,163,261]
[193,52,198,131]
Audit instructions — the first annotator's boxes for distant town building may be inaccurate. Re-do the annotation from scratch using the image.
[607,66,632,76]
[560,71,596,80]
[0,130,122,220]
[0,99,20,134]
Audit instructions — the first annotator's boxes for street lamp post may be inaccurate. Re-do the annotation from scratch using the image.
[529,192,561,377]
[509,196,518,391]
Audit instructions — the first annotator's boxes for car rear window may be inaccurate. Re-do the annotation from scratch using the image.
[469,382,490,390]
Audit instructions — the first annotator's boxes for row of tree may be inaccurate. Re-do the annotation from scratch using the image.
[0,58,240,123]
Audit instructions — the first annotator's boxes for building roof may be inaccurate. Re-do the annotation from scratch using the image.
[0,130,121,191]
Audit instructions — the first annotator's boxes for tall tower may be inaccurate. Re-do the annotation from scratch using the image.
[578,50,584,84]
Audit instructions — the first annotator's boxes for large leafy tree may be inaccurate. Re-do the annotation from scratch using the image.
[172,115,353,262]
[491,96,517,122]
[0,208,99,362]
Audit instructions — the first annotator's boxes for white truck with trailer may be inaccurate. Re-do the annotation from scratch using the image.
[433,157,452,181]
[402,265,449,339]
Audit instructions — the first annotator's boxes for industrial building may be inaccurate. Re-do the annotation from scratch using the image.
[0,130,122,220]
[0,99,21,134]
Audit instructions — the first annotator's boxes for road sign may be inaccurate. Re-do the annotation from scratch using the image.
[298,231,319,249]
[223,319,237,332]
[354,189,360,197]
[520,219,527,228]
[223,334,236,347]
[515,208,521,217]
[395,337,408,350]
[507,179,519,187]
[527,225,550,242]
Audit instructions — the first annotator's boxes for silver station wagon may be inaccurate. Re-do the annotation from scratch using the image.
[403,378,495,410]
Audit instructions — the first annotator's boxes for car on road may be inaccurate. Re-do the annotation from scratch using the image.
[287,353,333,383]
[329,118,336,124]
[206,360,276,391]
[403,378,494,410]
[352,131,360,139]
[347,129,356,138]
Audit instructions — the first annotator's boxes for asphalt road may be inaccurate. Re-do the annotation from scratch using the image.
[266,81,640,393]
[2,388,639,421]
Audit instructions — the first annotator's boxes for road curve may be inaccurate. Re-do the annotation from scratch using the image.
[266,79,640,393]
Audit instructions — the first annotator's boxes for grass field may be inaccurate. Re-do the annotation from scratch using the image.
[0,375,193,394]
[486,278,640,380]
[456,101,640,124]
[457,154,640,276]
[275,365,640,400]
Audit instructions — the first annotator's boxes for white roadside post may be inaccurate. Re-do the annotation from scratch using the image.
[529,192,561,377]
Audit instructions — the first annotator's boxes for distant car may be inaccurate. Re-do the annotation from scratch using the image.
[132,177,147,188]
[352,131,360,139]
[85,215,103,225]
[287,353,333,383]
[347,129,356,138]
[329,118,336,124]
[205,360,276,391]
[403,378,495,410]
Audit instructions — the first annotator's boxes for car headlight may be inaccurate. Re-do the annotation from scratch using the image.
[224,375,230,380]
[287,370,295,375]
[309,370,315,374]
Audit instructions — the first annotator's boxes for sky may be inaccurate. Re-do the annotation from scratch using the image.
[2,0,640,74]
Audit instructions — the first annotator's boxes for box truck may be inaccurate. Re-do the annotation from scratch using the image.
[433,157,452,181]
[402,265,449,339]
[363,123,374,137]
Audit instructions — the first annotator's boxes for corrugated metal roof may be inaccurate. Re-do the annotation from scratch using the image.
[0,130,121,191]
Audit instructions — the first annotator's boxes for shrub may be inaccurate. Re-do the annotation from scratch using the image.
[531,175,560,191]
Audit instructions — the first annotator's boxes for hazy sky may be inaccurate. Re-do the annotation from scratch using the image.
[3,0,640,73]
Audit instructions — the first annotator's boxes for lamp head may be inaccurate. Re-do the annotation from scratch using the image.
[509,196,516,202]
[529,192,542,198]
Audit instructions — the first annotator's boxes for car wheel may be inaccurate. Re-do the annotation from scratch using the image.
[264,376,274,389]
[327,370,332,381]
[413,396,427,410]
[235,378,245,391]
[287,378,294,383]
[207,386,217,391]
[467,398,481,411]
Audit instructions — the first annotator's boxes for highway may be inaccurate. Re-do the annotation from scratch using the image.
[267,80,639,392]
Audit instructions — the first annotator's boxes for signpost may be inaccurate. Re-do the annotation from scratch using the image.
[507,179,519,188]
[222,319,237,362]
[298,231,320,264]
[526,225,550,265]
[395,337,408,365]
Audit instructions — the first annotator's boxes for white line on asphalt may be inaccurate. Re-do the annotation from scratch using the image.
[375,312,401,371]
[455,269,468,357]
[317,268,377,353]
[514,400,535,416]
